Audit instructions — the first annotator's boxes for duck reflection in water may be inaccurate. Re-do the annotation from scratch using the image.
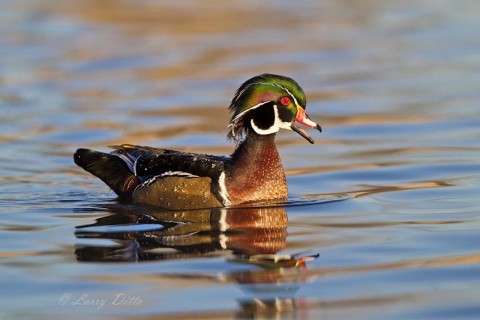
[75,204,319,318]
[75,204,292,261]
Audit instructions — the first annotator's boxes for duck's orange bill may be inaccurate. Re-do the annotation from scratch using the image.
[291,107,322,144]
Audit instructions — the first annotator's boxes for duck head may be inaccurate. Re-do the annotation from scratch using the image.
[227,73,322,144]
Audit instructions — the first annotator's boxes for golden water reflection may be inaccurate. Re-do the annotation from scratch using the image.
[75,204,323,318]
[75,204,289,261]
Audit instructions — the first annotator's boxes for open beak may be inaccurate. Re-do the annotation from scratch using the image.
[291,106,322,144]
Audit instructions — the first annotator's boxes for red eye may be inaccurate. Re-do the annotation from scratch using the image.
[280,96,291,106]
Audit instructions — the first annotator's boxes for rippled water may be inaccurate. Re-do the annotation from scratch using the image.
[1,1,480,319]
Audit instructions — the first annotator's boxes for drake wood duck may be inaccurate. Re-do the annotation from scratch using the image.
[74,74,322,209]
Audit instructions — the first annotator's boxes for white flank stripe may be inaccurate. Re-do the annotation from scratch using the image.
[140,175,161,188]
[159,171,199,178]
[136,171,199,190]
[218,171,231,206]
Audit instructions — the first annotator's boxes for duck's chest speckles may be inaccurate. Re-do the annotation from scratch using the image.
[226,139,287,204]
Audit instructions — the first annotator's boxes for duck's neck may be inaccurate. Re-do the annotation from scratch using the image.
[225,132,288,204]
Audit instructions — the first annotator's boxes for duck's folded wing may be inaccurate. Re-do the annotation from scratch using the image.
[110,144,228,180]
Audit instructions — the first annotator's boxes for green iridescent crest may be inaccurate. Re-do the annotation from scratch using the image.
[227,74,307,141]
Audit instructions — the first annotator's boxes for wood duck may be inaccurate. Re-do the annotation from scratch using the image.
[74,74,322,209]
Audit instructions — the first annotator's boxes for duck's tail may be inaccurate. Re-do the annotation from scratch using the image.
[73,148,141,198]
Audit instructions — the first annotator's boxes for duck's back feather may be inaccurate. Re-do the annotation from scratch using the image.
[74,148,141,198]
[74,145,229,208]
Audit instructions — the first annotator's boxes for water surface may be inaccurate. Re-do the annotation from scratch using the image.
[1,1,480,319]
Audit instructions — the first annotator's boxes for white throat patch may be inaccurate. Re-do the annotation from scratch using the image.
[250,105,292,135]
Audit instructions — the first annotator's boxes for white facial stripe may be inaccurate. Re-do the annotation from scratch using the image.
[250,106,292,135]
[250,119,279,135]
[229,100,271,126]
